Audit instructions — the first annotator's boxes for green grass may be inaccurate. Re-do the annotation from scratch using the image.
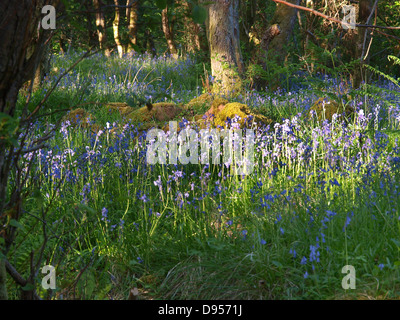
[6,52,400,300]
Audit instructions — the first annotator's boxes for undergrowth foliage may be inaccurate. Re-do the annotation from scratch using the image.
[8,52,400,299]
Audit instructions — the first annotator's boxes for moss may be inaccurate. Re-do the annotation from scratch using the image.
[213,102,273,129]
[126,106,155,124]
[103,102,134,116]
[210,97,229,113]
[63,108,95,127]
[185,93,215,113]
[125,102,183,131]
[310,97,353,121]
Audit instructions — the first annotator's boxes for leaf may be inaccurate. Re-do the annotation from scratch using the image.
[76,203,96,214]
[191,5,207,24]
[155,0,167,9]
[271,260,283,268]
[391,238,400,248]
[21,283,35,291]
[9,219,25,231]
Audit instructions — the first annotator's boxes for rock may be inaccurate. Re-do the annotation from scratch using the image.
[310,97,353,122]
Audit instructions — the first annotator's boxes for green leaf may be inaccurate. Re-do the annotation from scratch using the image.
[272,260,283,268]
[191,5,207,24]
[76,203,96,214]
[155,0,167,9]
[21,283,35,291]
[9,219,25,231]
[391,238,400,248]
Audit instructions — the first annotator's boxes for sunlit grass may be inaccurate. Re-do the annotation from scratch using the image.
[8,52,400,300]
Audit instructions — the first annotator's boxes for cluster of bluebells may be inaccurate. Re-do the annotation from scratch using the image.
[18,52,400,278]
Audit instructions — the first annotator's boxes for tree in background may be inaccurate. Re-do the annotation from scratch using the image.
[93,0,111,56]
[113,0,125,57]
[161,3,179,58]
[205,0,244,96]
[126,0,139,52]
[267,0,300,64]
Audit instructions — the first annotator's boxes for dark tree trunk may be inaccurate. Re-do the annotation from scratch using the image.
[267,0,300,64]
[0,0,57,300]
[161,5,178,59]
[145,28,156,56]
[84,0,98,47]
[352,0,374,88]
[179,0,201,54]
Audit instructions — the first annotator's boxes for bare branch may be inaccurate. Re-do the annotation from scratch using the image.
[271,0,400,30]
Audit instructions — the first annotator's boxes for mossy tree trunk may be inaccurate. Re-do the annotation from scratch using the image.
[205,0,244,96]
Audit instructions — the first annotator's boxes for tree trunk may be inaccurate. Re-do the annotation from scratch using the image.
[267,0,299,64]
[180,0,201,54]
[113,0,124,58]
[93,0,110,57]
[205,0,244,96]
[352,0,373,88]
[0,260,7,300]
[126,0,139,53]
[145,28,156,56]
[84,0,98,47]
[161,6,178,59]
[0,0,57,300]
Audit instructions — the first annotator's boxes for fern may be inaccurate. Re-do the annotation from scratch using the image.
[365,58,400,90]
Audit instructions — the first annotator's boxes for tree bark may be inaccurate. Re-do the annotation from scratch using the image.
[352,0,374,88]
[180,0,201,54]
[113,0,124,58]
[93,0,110,57]
[0,259,7,300]
[161,5,178,59]
[145,28,156,56]
[205,0,244,96]
[267,0,300,64]
[84,0,98,47]
[126,0,139,53]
